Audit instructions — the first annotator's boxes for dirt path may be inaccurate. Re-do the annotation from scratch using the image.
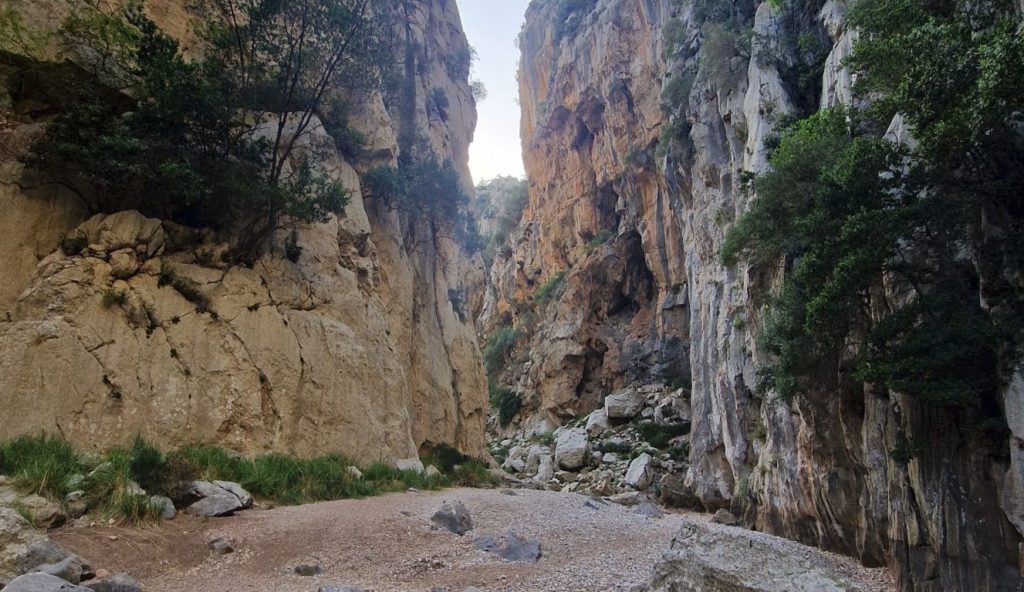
[53,488,892,591]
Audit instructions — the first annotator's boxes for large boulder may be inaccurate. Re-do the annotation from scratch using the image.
[0,486,64,530]
[554,429,589,470]
[185,481,251,517]
[625,453,654,490]
[0,509,70,585]
[604,389,645,420]
[584,408,609,436]
[431,501,473,536]
[638,520,872,591]
[1,573,91,591]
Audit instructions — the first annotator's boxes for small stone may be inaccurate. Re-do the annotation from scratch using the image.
[634,501,665,518]
[585,408,609,436]
[319,587,361,592]
[83,572,142,592]
[431,500,473,535]
[294,564,323,577]
[207,536,234,555]
[424,465,442,479]
[473,532,541,563]
[31,556,85,584]
[608,491,644,506]
[149,495,176,519]
[346,466,364,480]
[712,509,739,526]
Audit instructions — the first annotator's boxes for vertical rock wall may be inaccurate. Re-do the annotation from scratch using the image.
[0,0,488,462]
[501,0,1023,589]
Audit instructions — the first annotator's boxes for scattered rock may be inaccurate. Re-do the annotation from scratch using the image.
[319,587,361,592]
[608,491,644,507]
[604,389,645,419]
[186,481,250,517]
[345,466,364,480]
[625,453,655,490]
[0,487,65,529]
[500,489,518,496]
[554,429,589,470]
[30,556,85,584]
[62,492,88,520]
[294,564,323,577]
[82,573,141,592]
[584,408,609,436]
[212,481,253,508]
[424,465,442,479]
[657,474,703,511]
[634,501,665,519]
[393,458,424,474]
[535,455,555,482]
[0,508,71,584]
[148,496,175,520]
[2,573,91,591]
[431,501,473,535]
[108,250,139,280]
[207,537,234,555]
[711,509,738,526]
[473,533,542,563]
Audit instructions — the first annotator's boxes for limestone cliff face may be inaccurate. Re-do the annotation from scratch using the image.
[0,0,488,463]
[496,0,1023,589]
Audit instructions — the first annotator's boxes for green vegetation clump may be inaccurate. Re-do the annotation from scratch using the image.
[534,271,567,306]
[488,384,523,427]
[482,326,523,376]
[636,422,691,450]
[722,0,1024,432]
[364,155,483,252]
[0,433,495,523]
[4,0,397,262]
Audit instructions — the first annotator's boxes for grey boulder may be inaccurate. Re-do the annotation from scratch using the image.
[431,500,473,536]
[0,509,71,585]
[30,557,85,584]
[553,429,589,470]
[473,533,542,563]
[185,481,251,517]
[148,496,175,520]
[1,573,91,591]
[294,564,322,577]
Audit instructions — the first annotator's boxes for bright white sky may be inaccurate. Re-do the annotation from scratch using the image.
[456,0,532,183]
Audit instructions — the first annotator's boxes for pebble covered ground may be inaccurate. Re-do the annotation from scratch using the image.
[54,488,894,592]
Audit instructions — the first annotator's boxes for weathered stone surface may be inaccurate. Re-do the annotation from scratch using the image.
[431,501,473,536]
[638,520,871,592]
[554,429,589,470]
[473,533,542,563]
[0,0,487,467]
[604,390,645,420]
[294,564,322,577]
[0,509,70,585]
[2,573,91,592]
[148,496,175,520]
[82,573,141,592]
[625,453,654,491]
[0,488,64,530]
[207,537,233,555]
[30,557,84,585]
[584,408,609,436]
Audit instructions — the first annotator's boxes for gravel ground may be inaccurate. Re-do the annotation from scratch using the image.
[54,488,894,592]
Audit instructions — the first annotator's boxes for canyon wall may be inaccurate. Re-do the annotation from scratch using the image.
[486,0,1023,589]
[0,0,488,463]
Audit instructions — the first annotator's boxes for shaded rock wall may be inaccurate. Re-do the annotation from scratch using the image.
[0,0,488,462]
[497,0,1023,589]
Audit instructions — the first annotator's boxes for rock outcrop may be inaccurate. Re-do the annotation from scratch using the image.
[0,0,487,463]
[488,0,1023,590]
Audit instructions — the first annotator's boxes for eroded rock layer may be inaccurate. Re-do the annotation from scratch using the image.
[488,0,1024,589]
[0,0,488,463]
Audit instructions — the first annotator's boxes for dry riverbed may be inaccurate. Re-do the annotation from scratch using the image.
[52,488,893,592]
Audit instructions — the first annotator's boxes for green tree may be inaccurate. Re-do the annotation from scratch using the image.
[722,0,1024,417]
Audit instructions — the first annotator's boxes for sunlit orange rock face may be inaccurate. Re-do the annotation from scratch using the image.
[0,0,488,462]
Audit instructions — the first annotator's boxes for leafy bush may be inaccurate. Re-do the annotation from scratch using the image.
[488,384,522,427]
[636,422,691,450]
